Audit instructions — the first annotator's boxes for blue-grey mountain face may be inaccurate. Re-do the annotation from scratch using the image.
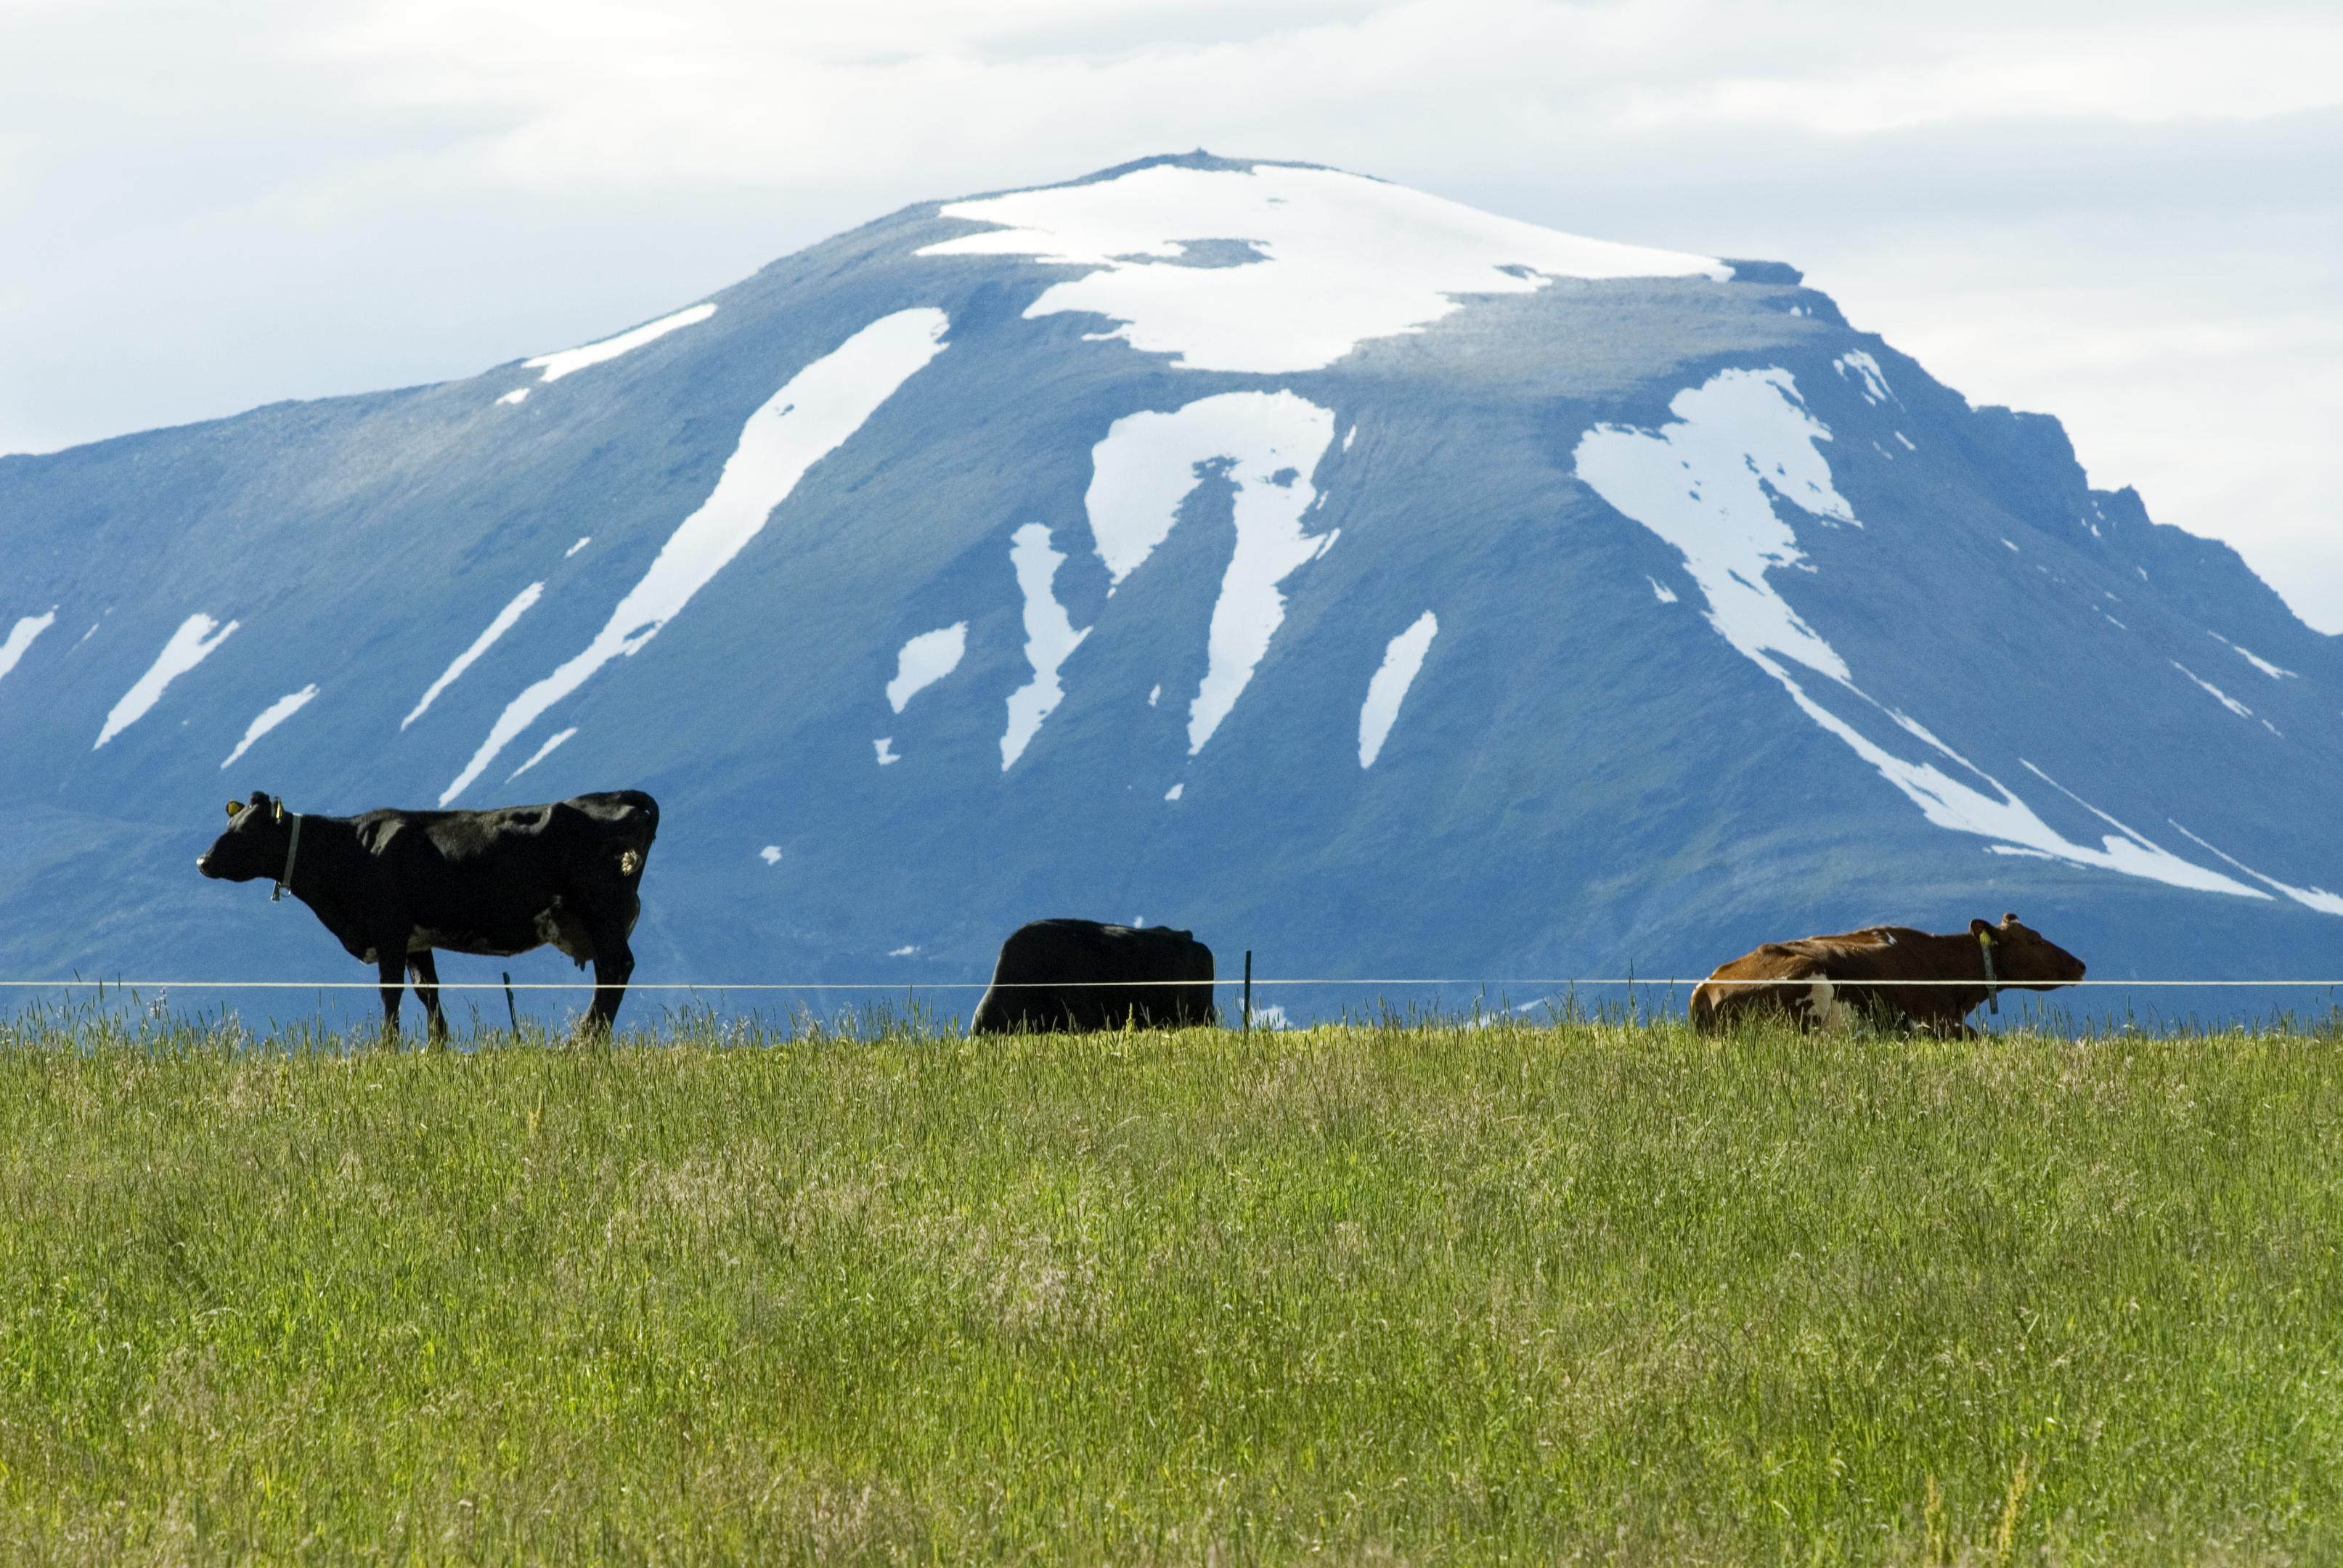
[2,153,2336,1024]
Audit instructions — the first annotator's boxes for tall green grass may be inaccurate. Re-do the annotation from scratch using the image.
[0,1008,2337,1563]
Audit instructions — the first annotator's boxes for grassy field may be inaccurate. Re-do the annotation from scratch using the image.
[0,1008,2338,1564]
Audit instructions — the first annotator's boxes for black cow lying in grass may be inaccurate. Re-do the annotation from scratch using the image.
[198,789,659,1038]
[970,918,1217,1034]
[1689,911,2086,1036]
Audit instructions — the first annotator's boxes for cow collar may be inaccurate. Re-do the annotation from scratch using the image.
[1978,928,2000,1016]
[272,811,303,903]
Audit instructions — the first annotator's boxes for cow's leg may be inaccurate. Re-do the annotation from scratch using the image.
[408,950,449,1044]
[582,918,635,1032]
[375,944,406,1040]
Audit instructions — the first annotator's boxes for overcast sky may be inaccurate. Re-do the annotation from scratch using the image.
[4,0,2338,626]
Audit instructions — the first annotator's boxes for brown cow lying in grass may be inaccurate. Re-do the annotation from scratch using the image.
[1690,912,2086,1035]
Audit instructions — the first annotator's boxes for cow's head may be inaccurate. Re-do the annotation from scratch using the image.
[1971,912,2087,989]
[197,792,290,882]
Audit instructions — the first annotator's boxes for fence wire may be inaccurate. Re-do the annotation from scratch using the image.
[1,979,2340,992]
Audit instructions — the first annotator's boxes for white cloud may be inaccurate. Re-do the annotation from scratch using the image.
[1626,19,2343,133]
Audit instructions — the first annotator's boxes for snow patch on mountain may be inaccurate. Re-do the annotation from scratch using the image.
[1576,369,1852,681]
[1001,523,1089,770]
[1576,366,2277,905]
[2171,661,2254,719]
[444,308,952,802]
[2209,632,2297,679]
[886,624,967,713]
[403,581,542,730]
[507,727,576,783]
[923,162,1725,375]
[94,613,238,750]
[220,685,318,771]
[1078,390,1340,754]
[2167,821,2343,917]
[522,303,717,386]
[1359,611,1438,768]
[0,611,55,689]
[1834,350,1895,405]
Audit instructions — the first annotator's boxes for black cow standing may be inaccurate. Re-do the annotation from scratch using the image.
[970,918,1217,1034]
[197,789,658,1038]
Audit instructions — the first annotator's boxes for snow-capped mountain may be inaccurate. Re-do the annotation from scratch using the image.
[3,153,2336,1023]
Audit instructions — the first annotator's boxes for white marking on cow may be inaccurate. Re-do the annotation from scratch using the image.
[95,613,238,749]
[1805,979,1855,1032]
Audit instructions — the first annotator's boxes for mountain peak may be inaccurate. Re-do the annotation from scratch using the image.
[920,156,1727,375]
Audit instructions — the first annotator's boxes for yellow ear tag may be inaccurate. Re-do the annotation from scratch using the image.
[272,800,285,824]
[225,801,240,819]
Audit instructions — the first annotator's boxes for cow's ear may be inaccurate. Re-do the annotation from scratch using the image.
[1970,918,1994,939]
[2001,911,2019,926]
